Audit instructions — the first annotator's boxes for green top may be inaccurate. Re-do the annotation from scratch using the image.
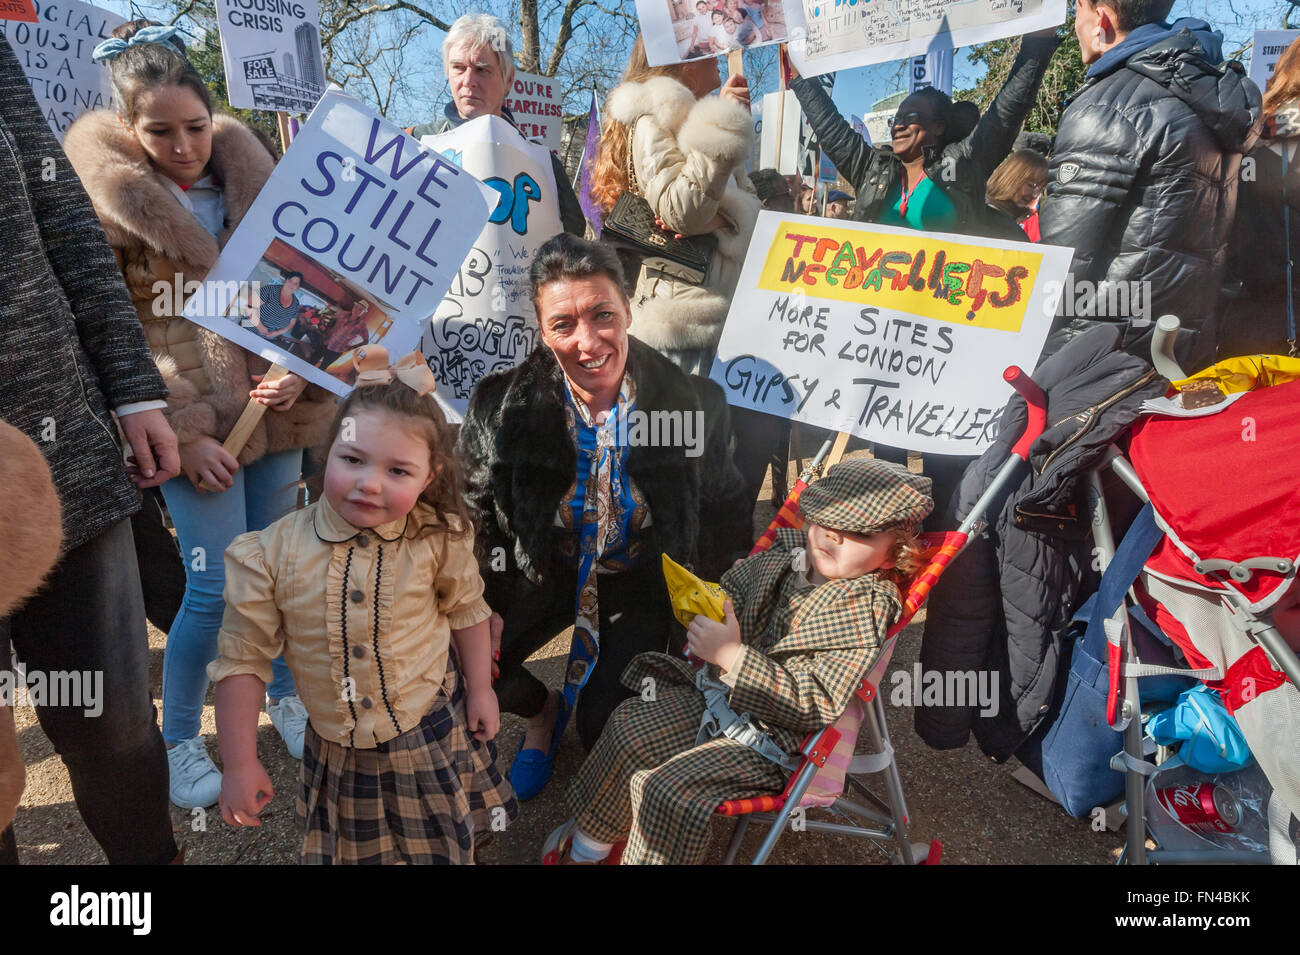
[875,173,959,232]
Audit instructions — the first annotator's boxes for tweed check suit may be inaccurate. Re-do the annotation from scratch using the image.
[566,528,904,864]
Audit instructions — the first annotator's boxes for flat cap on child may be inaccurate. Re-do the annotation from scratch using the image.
[799,458,933,534]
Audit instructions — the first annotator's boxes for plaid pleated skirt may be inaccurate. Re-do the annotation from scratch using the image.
[296,656,517,864]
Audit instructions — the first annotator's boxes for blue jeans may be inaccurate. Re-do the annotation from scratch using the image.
[159,449,303,744]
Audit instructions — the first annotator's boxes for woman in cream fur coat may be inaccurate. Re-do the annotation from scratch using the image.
[63,22,334,811]
[592,35,762,376]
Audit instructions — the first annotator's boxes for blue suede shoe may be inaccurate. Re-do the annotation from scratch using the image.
[509,693,563,801]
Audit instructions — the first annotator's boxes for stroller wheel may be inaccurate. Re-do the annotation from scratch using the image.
[893,839,942,865]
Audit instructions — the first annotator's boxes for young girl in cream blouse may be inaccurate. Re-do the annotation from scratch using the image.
[210,360,516,863]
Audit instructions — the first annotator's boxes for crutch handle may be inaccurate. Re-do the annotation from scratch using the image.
[1004,366,1047,463]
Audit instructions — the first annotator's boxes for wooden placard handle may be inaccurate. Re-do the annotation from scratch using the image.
[223,363,289,457]
[727,49,744,78]
[826,430,851,469]
[275,111,292,154]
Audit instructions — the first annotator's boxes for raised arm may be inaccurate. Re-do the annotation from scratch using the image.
[626,94,752,235]
[789,74,875,193]
[952,30,1062,190]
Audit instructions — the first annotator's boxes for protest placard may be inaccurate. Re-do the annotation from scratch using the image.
[787,0,1065,78]
[182,90,494,399]
[638,0,797,66]
[709,212,1072,455]
[504,69,563,156]
[0,0,36,22]
[758,89,799,174]
[1250,30,1300,93]
[214,0,325,113]
[418,115,564,420]
[0,0,123,139]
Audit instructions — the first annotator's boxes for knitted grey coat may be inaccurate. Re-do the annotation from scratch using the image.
[0,41,168,552]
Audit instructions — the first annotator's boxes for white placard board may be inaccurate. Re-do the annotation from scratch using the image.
[637,0,800,65]
[182,90,494,398]
[418,116,564,420]
[758,89,800,175]
[788,0,1066,78]
[1250,30,1300,94]
[0,0,124,140]
[503,69,564,156]
[709,212,1073,455]
[215,0,325,113]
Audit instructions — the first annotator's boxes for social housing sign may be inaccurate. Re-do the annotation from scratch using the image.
[0,0,124,140]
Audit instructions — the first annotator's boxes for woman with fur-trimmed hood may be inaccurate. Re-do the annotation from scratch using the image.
[591,35,761,375]
[590,35,767,502]
[63,21,334,814]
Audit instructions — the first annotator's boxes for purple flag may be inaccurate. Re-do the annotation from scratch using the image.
[576,90,603,236]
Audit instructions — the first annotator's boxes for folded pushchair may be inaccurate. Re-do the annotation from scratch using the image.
[1086,320,1300,864]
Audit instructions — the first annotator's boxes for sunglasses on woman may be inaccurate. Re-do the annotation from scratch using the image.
[889,111,924,128]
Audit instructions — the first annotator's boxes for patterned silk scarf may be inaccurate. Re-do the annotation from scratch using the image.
[555,375,639,737]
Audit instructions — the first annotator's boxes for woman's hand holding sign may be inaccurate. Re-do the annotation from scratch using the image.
[250,371,306,410]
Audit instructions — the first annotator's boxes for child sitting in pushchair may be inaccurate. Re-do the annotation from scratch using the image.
[544,458,932,864]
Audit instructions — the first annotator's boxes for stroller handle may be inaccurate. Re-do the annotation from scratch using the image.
[1004,366,1047,462]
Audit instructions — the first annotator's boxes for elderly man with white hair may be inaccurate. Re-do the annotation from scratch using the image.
[411,13,585,236]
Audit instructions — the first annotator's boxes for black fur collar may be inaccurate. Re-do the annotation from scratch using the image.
[487,337,705,581]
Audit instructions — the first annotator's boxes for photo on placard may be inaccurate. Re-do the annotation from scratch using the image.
[642,0,788,65]
[224,238,397,387]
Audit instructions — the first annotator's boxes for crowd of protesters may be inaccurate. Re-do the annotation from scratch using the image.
[0,0,1292,865]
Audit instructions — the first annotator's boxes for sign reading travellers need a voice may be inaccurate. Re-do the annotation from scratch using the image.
[710,212,1072,455]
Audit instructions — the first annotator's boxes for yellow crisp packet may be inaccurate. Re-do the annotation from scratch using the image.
[1173,354,1300,395]
[662,554,727,628]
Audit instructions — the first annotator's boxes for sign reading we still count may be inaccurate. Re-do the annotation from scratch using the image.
[710,213,1072,456]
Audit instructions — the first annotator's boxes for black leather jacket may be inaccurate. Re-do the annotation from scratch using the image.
[1039,25,1261,372]
[790,33,1061,238]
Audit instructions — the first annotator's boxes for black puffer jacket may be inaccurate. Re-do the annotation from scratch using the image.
[916,326,1167,761]
[1039,19,1261,373]
[790,33,1060,237]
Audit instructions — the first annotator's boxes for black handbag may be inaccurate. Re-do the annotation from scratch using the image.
[601,126,716,286]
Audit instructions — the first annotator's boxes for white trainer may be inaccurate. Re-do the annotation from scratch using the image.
[267,694,309,760]
[166,736,222,810]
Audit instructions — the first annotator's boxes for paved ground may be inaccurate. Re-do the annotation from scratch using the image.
[8,448,1125,865]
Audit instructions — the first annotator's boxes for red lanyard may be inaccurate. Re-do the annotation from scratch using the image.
[898,172,927,217]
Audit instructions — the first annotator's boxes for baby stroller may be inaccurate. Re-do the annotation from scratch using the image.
[1086,318,1300,864]
[711,367,1050,865]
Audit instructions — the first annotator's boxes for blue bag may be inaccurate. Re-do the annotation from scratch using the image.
[1018,505,1195,817]
[1148,684,1252,773]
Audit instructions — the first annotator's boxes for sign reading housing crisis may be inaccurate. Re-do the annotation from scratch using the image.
[710,213,1072,455]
